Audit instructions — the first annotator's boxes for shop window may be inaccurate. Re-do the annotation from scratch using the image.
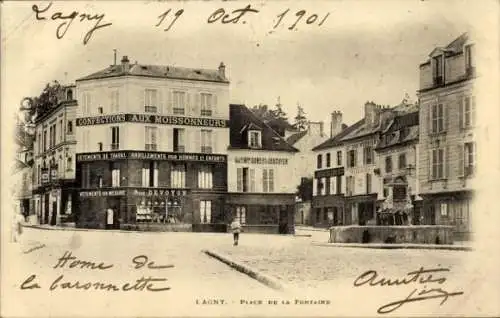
[171,164,186,188]
[198,165,213,189]
[142,161,158,187]
[200,201,212,224]
[236,206,246,224]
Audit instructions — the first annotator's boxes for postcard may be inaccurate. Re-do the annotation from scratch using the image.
[1,0,499,317]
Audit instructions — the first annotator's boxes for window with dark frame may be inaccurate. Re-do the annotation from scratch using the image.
[398,153,407,170]
[337,151,342,166]
[385,156,392,173]
[317,154,322,169]
[326,153,331,167]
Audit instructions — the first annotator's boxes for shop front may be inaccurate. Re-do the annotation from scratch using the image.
[345,194,377,225]
[226,193,295,234]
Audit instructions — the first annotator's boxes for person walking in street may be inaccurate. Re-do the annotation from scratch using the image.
[230,217,242,246]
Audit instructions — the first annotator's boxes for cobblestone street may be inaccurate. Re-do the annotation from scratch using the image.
[2,227,494,317]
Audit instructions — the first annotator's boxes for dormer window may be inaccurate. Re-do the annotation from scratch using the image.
[464,44,475,75]
[248,130,262,148]
[432,54,444,85]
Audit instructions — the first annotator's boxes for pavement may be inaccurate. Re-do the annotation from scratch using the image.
[2,225,490,317]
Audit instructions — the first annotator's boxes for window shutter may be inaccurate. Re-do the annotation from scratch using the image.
[471,96,476,126]
[269,169,274,192]
[458,97,464,129]
[457,144,464,177]
[237,168,242,192]
[263,169,268,192]
[186,93,192,115]
[250,169,255,192]
[193,129,201,153]
[167,90,173,114]
[427,104,432,134]
[331,176,336,194]
[194,93,200,116]
[428,150,433,180]
[443,103,448,133]
[313,178,317,196]
[445,146,450,179]
[213,94,218,117]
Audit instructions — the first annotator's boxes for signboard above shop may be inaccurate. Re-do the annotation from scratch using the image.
[76,114,229,128]
[79,188,188,198]
[76,151,227,163]
[314,167,345,178]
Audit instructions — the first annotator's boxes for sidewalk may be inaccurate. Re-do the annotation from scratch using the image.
[312,241,473,251]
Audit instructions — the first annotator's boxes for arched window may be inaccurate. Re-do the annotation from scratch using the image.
[66,89,73,101]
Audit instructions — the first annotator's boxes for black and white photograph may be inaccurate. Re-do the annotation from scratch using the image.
[1,0,499,317]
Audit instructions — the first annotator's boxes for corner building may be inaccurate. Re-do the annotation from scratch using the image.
[75,56,230,231]
[417,33,476,240]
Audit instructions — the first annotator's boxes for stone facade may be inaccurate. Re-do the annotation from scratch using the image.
[417,33,475,240]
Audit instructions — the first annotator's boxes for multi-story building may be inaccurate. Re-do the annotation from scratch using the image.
[374,106,422,225]
[14,121,34,222]
[74,56,230,230]
[311,112,358,227]
[227,104,298,234]
[32,84,78,225]
[417,33,476,240]
[286,121,328,225]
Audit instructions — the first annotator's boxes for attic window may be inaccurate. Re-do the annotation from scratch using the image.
[248,130,262,149]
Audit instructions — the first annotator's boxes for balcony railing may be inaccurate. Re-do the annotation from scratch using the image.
[145,106,158,113]
[201,109,212,116]
[201,146,212,154]
[174,145,185,152]
[433,75,444,86]
[111,143,120,150]
[145,144,157,151]
[173,107,185,115]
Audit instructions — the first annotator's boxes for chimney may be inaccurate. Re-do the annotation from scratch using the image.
[218,62,226,78]
[308,121,324,137]
[330,111,343,137]
[121,55,130,72]
[364,101,381,127]
[113,49,117,66]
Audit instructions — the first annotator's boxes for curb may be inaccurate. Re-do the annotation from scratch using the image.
[295,227,329,232]
[22,224,157,235]
[203,249,287,292]
[312,242,473,251]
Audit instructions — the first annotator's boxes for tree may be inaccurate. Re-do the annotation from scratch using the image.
[296,177,313,201]
[20,80,64,126]
[293,104,308,131]
[250,103,273,121]
[270,96,287,121]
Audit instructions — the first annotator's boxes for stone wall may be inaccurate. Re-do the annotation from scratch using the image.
[329,225,454,244]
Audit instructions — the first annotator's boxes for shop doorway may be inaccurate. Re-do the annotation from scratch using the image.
[278,205,289,234]
[44,194,50,224]
[50,201,57,225]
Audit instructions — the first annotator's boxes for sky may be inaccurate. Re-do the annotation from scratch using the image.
[1,0,493,128]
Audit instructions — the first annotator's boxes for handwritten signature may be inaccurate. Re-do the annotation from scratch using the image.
[32,2,112,45]
[20,251,174,292]
[353,267,464,314]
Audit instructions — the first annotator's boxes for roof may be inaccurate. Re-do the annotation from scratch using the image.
[376,111,419,150]
[286,131,307,145]
[229,104,299,153]
[312,120,365,151]
[421,33,469,65]
[77,63,229,83]
[13,159,29,174]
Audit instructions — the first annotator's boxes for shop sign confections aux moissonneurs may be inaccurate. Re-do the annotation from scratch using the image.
[76,114,230,128]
